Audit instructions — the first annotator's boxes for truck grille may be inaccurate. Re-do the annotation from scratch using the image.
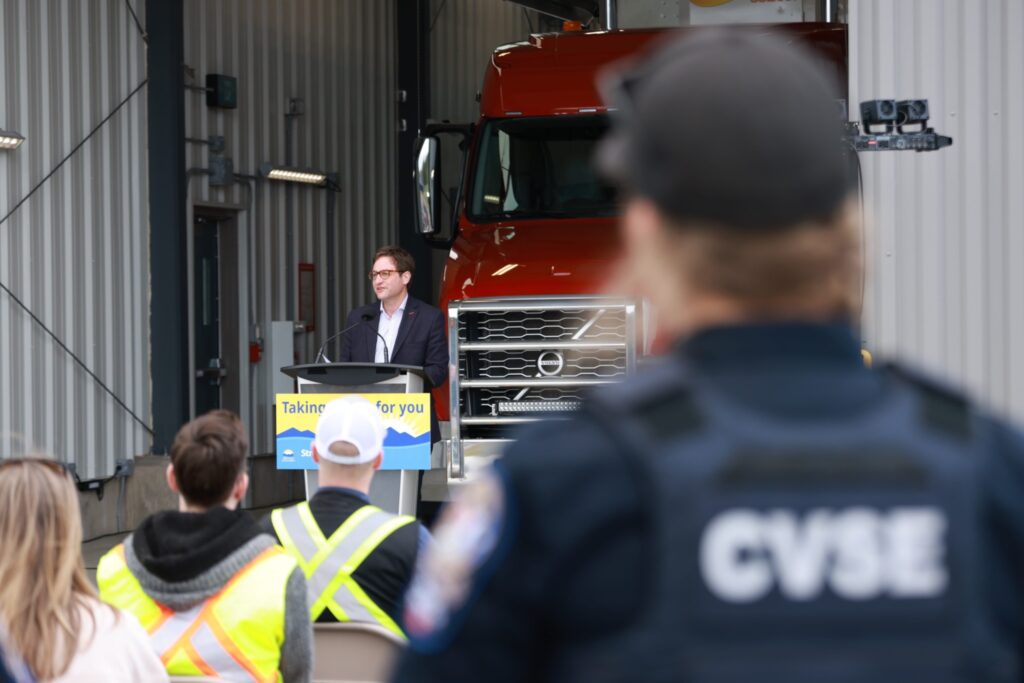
[468,349,627,380]
[448,297,638,439]
[460,309,626,344]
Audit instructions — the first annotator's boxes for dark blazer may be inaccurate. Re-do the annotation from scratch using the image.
[338,296,448,442]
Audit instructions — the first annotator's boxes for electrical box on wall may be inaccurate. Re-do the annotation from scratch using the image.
[208,155,234,186]
[206,73,238,109]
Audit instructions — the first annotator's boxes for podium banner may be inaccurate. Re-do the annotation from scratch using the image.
[275,393,431,471]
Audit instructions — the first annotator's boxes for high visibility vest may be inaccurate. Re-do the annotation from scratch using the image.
[97,543,296,683]
[271,501,414,637]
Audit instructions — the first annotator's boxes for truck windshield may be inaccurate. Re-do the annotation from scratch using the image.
[469,115,616,220]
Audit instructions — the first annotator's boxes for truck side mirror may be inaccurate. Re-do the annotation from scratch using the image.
[414,136,441,236]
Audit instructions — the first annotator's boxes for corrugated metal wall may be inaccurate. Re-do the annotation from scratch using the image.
[850,1,1024,420]
[0,0,149,477]
[428,0,532,125]
[183,0,397,452]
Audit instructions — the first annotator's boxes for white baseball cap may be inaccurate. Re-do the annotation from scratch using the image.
[312,396,386,465]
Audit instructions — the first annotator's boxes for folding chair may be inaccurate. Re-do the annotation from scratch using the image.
[313,622,405,683]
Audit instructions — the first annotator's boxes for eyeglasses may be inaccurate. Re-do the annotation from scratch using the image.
[369,269,404,281]
[0,457,71,478]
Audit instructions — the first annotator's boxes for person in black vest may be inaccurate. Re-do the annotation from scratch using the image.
[263,396,429,636]
[392,29,1024,683]
[338,246,448,444]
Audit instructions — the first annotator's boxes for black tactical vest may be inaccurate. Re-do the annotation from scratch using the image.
[551,359,1018,683]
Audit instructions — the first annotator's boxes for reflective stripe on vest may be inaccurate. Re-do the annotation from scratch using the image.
[271,501,414,637]
[97,543,292,682]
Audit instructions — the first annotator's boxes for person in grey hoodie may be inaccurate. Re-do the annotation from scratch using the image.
[98,410,312,683]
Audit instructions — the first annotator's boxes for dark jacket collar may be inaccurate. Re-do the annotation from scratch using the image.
[673,320,882,420]
[365,296,420,359]
[313,486,371,504]
[391,296,421,358]
[679,320,865,370]
[367,294,419,316]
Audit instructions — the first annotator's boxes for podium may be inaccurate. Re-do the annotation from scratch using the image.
[280,363,429,516]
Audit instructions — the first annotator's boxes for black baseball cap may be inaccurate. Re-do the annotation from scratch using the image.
[597,28,850,232]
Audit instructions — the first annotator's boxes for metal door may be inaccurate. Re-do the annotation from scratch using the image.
[194,217,225,414]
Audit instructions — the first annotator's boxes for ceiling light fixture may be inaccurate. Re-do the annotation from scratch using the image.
[0,129,25,150]
[259,163,327,186]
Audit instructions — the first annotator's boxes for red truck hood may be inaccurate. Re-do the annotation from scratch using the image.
[441,217,622,301]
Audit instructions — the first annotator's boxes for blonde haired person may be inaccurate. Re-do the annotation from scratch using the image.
[0,456,167,682]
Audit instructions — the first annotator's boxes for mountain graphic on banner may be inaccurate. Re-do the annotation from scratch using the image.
[384,427,430,447]
[278,427,315,439]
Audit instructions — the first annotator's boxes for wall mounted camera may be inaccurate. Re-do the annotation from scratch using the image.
[897,99,930,132]
[860,99,898,133]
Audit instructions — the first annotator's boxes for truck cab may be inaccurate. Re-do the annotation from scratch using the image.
[415,24,848,496]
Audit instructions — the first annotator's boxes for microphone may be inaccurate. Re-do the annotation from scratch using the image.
[362,310,391,364]
[316,313,376,363]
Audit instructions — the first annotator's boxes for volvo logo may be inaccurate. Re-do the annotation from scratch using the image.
[536,351,565,377]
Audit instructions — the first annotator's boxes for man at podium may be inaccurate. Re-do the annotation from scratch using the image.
[338,246,447,443]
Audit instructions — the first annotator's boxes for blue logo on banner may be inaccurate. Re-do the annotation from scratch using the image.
[276,428,315,470]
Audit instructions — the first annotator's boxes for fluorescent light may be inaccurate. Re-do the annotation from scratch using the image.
[259,163,327,186]
[0,129,25,150]
[267,169,326,185]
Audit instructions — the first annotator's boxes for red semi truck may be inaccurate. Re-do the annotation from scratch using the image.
[414,23,848,498]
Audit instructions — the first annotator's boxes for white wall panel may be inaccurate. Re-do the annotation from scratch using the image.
[0,0,149,477]
[183,0,397,452]
[851,0,1024,420]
